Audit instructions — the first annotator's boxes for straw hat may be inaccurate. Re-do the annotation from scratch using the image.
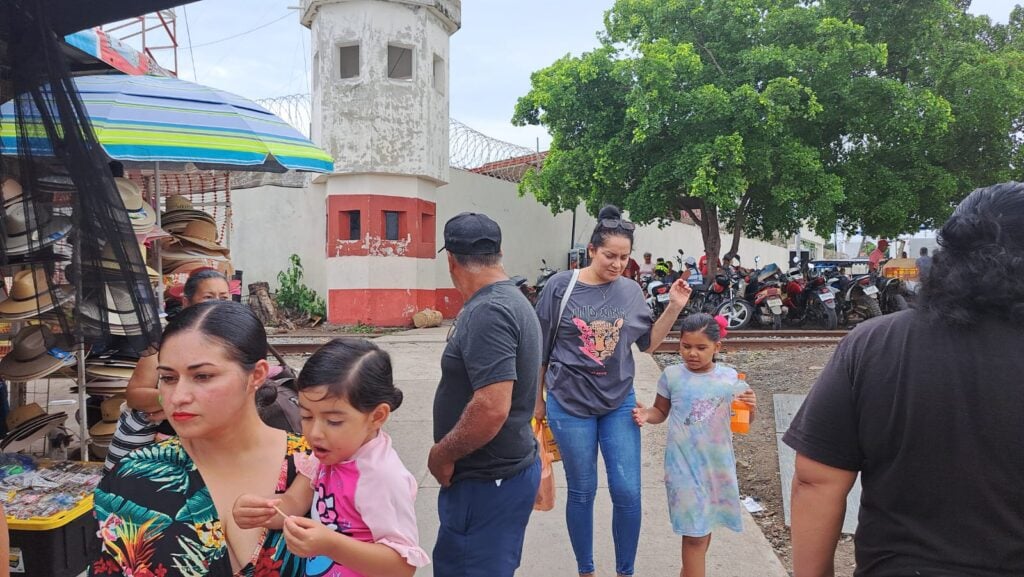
[89,397,125,437]
[116,177,155,234]
[1,404,66,451]
[94,242,161,282]
[78,283,148,334]
[86,364,135,380]
[0,325,76,381]
[0,268,61,317]
[6,402,47,429]
[165,194,194,212]
[2,178,23,206]
[173,220,228,253]
[2,202,71,256]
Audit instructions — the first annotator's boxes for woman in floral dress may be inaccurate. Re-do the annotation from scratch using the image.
[90,301,308,577]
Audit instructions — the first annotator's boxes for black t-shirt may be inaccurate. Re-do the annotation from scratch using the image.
[783,311,1024,577]
[433,280,541,482]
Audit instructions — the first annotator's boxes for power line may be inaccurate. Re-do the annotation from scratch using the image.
[183,6,198,82]
[182,12,293,50]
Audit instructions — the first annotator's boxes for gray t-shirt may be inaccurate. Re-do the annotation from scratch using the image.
[433,280,542,482]
[537,271,653,417]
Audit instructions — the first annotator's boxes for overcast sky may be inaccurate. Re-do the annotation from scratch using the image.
[144,0,1021,149]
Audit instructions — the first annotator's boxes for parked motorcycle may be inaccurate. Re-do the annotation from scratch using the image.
[783,266,838,330]
[874,270,909,314]
[822,268,882,325]
[709,270,755,330]
[747,263,786,329]
[534,259,558,299]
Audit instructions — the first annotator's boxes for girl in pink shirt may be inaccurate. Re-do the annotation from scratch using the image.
[234,338,428,577]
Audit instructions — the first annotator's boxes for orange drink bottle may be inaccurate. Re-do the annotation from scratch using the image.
[731,372,751,434]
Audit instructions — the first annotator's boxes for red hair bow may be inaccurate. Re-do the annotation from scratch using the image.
[713,315,729,338]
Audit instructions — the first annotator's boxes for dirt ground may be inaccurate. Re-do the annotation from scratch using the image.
[655,345,856,577]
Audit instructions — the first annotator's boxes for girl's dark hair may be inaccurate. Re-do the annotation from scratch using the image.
[295,338,403,413]
[183,269,229,301]
[590,205,635,249]
[160,300,267,372]
[919,182,1024,327]
[678,313,724,342]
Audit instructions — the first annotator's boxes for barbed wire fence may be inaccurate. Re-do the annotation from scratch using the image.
[255,93,544,183]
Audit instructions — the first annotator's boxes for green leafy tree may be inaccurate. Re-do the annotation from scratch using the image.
[514,0,1024,266]
[276,254,327,320]
[514,0,872,274]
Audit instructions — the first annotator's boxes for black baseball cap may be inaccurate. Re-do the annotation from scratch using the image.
[439,212,502,255]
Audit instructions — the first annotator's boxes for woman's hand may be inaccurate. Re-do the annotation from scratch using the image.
[282,516,336,558]
[232,494,281,529]
[534,399,546,422]
[668,278,693,309]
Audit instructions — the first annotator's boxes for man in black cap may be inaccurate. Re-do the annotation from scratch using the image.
[429,212,542,577]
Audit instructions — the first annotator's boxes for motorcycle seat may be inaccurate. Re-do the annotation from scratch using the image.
[689,283,707,292]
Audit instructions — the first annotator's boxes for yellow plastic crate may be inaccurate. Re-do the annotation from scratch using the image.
[7,493,93,531]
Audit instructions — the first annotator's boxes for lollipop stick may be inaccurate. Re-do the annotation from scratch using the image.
[272,504,289,518]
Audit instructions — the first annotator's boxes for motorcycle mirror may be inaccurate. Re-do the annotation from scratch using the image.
[677,249,684,255]
[754,256,761,266]
[541,259,547,266]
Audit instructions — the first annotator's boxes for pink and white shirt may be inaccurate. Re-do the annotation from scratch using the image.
[294,431,428,577]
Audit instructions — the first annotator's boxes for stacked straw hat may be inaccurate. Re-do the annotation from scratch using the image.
[78,282,151,337]
[116,178,156,235]
[0,268,69,320]
[88,397,126,458]
[1,193,71,256]
[160,197,231,275]
[0,325,76,381]
[0,402,68,452]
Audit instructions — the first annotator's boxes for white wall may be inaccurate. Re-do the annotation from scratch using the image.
[228,169,825,299]
[434,169,819,287]
[228,182,327,295]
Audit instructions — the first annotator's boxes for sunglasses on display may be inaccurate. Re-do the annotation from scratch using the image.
[600,218,635,231]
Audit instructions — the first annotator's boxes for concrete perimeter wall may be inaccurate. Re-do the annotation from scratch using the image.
[230,169,825,319]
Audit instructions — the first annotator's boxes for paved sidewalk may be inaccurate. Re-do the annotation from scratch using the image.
[375,327,788,577]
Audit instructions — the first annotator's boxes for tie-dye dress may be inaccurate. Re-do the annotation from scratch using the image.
[656,363,747,537]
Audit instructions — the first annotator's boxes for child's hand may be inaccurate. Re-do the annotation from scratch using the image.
[632,402,648,427]
[282,516,335,558]
[736,388,756,409]
[232,494,281,529]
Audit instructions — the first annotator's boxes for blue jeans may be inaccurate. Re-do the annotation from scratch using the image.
[434,458,541,577]
[546,390,642,576]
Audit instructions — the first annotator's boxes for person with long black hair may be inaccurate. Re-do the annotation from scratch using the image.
[535,205,691,577]
[785,182,1024,577]
[91,301,308,577]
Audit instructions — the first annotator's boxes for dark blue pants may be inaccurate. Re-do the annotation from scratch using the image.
[433,457,541,577]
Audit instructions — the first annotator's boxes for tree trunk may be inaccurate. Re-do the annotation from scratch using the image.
[723,193,751,265]
[248,282,280,327]
[699,202,722,278]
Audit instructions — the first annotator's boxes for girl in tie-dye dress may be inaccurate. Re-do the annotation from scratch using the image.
[634,313,756,577]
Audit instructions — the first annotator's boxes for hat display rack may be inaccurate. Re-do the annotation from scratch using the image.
[0,1,161,460]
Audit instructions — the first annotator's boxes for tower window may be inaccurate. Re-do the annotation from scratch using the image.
[339,44,359,79]
[388,44,413,80]
[384,211,402,240]
[344,210,361,240]
[433,54,445,94]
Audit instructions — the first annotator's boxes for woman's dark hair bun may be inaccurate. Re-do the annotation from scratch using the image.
[598,205,621,220]
[390,388,404,411]
[254,383,278,408]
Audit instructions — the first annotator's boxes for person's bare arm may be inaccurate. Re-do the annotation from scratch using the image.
[126,353,162,415]
[790,453,858,577]
[645,280,692,353]
[428,381,513,487]
[634,394,671,426]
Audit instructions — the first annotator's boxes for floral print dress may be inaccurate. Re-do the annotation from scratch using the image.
[90,434,310,577]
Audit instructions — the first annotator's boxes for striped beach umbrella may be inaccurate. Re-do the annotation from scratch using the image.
[1,74,334,173]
